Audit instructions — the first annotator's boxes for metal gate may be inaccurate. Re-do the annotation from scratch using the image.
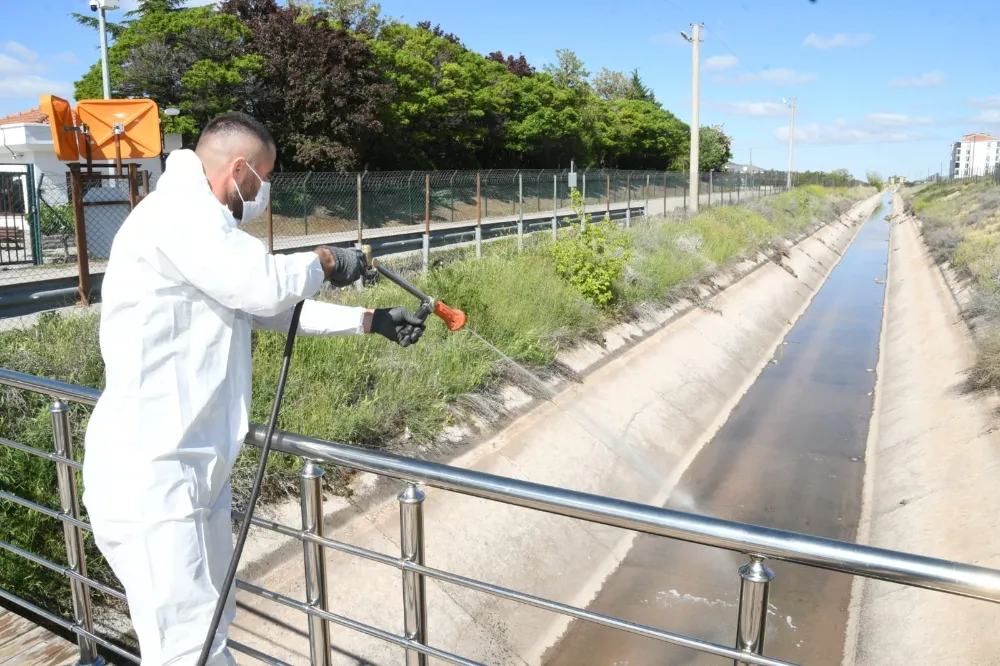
[0,164,41,266]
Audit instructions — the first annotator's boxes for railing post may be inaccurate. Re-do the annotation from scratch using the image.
[734,555,773,665]
[399,484,428,666]
[517,172,524,251]
[475,171,482,259]
[552,174,558,239]
[51,401,103,666]
[423,173,431,271]
[300,461,331,666]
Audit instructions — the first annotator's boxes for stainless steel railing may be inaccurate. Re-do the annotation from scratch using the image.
[2,366,1000,666]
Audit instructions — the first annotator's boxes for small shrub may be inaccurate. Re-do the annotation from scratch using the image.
[551,190,631,308]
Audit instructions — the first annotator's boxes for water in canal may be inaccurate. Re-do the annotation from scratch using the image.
[544,195,892,666]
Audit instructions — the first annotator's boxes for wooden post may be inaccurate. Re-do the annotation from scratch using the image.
[68,163,92,305]
[142,170,150,198]
[128,163,139,209]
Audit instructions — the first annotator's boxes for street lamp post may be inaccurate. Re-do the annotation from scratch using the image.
[783,97,796,190]
[682,24,703,214]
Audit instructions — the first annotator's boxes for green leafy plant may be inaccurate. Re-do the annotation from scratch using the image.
[39,201,75,258]
[550,189,631,308]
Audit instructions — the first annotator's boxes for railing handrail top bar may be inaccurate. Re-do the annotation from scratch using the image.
[244,426,1000,603]
[4,367,1000,604]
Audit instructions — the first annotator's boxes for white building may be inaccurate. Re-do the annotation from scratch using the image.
[950,133,1000,178]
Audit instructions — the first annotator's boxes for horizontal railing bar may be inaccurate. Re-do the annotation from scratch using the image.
[0,588,140,664]
[235,513,796,666]
[245,427,1000,604]
[0,368,100,406]
[0,540,127,602]
[236,580,485,666]
[228,639,295,666]
[4,369,1000,604]
[0,490,92,532]
[0,436,82,469]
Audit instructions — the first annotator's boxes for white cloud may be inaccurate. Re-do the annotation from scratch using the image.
[4,42,37,62]
[803,33,873,49]
[704,55,739,72]
[972,110,1000,124]
[968,95,1000,108]
[0,54,33,76]
[715,68,817,86]
[716,101,786,117]
[0,75,73,100]
[53,52,79,64]
[866,112,933,126]
[888,72,945,88]
[649,31,687,47]
[774,119,934,145]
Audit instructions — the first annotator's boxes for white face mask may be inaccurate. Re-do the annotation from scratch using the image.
[232,162,270,225]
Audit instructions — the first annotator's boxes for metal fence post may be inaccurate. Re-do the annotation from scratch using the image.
[552,174,558,239]
[399,484,428,666]
[50,401,103,666]
[357,173,364,247]
[644,173,650,219]
[709,171,713,207]
[475,171,482,258]
[423,173,431,271]
[68,163,92,305]
[663,171,668,214]
[128,163,139,209]
[300,461,331,666]
[302,172,311,234]
[734,556,773,665]
[27,166,43,266]
[517,172,524,251]
[625,173,631,228]
[605,173,611,219]
[266,201,274,254]
[449,171,456,224]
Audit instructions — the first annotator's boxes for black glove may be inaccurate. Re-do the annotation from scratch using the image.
[371,307,429,347]
[324,247,368,287]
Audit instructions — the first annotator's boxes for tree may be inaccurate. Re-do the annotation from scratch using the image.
[223,0,391,170]
[414,20,461,45]
[698,125,733,172]
[628,68,655,103]
[322,0,385,36]
[866,170,885,191]
[593,99,687,168]
[592,68,631,101]
[543,49,590,90]
[486,51,534,77]
[74,3,260,142]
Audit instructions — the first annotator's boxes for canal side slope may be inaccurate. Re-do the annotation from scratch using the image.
[844,193,1000,666]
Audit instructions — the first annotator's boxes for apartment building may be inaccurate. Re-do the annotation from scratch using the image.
[950,133,1000,178]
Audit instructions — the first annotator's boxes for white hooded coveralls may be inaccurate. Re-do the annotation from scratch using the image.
[82,149,366,665]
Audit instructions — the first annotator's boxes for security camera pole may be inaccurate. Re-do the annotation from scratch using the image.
[682,24,703,214]
[93,0,120,99]
[783,97,796,190]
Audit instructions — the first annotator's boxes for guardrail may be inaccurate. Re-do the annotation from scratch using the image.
[3,366,999,666]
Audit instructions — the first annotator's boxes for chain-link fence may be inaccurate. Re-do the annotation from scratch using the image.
[1,165,803,329]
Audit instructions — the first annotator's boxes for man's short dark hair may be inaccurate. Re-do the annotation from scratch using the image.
[197,112,275,152]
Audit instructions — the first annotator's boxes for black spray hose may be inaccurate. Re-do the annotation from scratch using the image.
[195,300,304,666]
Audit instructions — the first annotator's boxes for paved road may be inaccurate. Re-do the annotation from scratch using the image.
[544,196,891,666]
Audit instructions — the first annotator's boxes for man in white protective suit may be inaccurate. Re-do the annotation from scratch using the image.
[82,112,429,665]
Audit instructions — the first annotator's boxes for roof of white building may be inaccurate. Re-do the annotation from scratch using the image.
[0,108,49,126]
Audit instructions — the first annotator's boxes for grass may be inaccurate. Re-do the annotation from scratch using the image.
[0,184,871,621]
[902,180,1000,391]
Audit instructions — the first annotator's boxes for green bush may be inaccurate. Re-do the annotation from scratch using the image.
[550,190,631,308]
[39,202,74,237]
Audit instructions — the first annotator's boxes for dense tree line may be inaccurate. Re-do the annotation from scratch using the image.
[73,0,733,173]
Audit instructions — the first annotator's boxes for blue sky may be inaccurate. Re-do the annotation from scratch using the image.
[2,0,998,179]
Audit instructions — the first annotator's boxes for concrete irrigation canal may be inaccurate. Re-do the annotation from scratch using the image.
[544,194,893,665]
